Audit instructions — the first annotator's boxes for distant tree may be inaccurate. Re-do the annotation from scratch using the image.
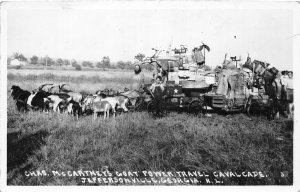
[13,52,27,61]
[69,59,81,70]
[47,57,55,66]
[39,56,55,66]
[102,56,111,68]
[64,59,70,66]
[134,53,146,62]
[30,55,39,64]
[39,57,46,65]
[71,59,78,67]
[96,61,104,69]
[125,61,134,70]
[82,61,93,68]
[88,62,94,68]
[117,61,126,69]
[56,58,64,66]
[75,64,82,71]
[12,52,20,59]
[19,54,27,62]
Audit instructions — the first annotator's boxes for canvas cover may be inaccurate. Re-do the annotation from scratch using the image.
[223,60,237,70]
[216,69,245,99]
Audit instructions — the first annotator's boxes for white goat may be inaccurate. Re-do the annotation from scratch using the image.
[82,96,112,119]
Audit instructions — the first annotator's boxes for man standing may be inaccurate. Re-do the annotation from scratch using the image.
[280,71,289,102]
[131,64,145,91]
[280,70,293,117]
[286,71,293,102]
[149,76,165,117]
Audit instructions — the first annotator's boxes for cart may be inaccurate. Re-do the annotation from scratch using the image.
[142,47,215,116]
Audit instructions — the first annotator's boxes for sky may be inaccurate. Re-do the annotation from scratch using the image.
[6,2,294,70]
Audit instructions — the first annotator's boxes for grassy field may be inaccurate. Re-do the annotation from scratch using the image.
[8,68,144,77]
[6,70,293,185]
[7,69,153,93]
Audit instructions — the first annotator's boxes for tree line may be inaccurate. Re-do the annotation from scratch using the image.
[8,52,153,71]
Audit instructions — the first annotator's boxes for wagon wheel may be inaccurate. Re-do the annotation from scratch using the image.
[147,101,155,115]
[188,99,204,116]
[248,101,261,117]
[134,97,148,111]
[147,100,168,116]
[130,97,141,111]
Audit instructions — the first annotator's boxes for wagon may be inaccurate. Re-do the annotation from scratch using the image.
[202,84,248,113]
[143,50,215,116]
[201,62,276,119]
[146,83,212,116]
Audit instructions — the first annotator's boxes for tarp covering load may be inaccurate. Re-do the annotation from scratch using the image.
[216,61,246,99]
[216,69,239,99]
[222,59,237,70]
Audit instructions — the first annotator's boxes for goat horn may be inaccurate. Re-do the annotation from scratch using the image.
[38,83,53,90]
[48,86,55,92]
[60,84,68,89]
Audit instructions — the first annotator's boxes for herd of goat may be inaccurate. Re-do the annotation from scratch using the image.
[10,83,131,119]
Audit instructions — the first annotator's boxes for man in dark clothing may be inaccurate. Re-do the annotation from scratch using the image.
[149,76,165,117]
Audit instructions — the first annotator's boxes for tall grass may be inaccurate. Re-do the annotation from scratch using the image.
[7,74,293,185]
[7,73,152,93]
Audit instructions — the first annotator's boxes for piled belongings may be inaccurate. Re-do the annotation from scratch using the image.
[177,64,216,89]
[253,60,270,76]
[242,58,280,101]
[243,57,253,71]
[222,59,237,70]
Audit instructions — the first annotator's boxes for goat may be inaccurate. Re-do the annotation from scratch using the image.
[66,100,82,119]
[58,84,83,103]
[10,84,53,112]
[82,96,112,119]
[95,92,129,113]
[92,101,112,120]
[47,94,72,113]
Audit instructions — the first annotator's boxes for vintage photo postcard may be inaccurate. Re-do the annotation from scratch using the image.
[1,1,299,192]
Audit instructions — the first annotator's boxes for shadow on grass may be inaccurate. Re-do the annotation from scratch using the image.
[7,130,49,173]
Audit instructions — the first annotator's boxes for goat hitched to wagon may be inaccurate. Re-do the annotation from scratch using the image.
[96,88,151,112]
